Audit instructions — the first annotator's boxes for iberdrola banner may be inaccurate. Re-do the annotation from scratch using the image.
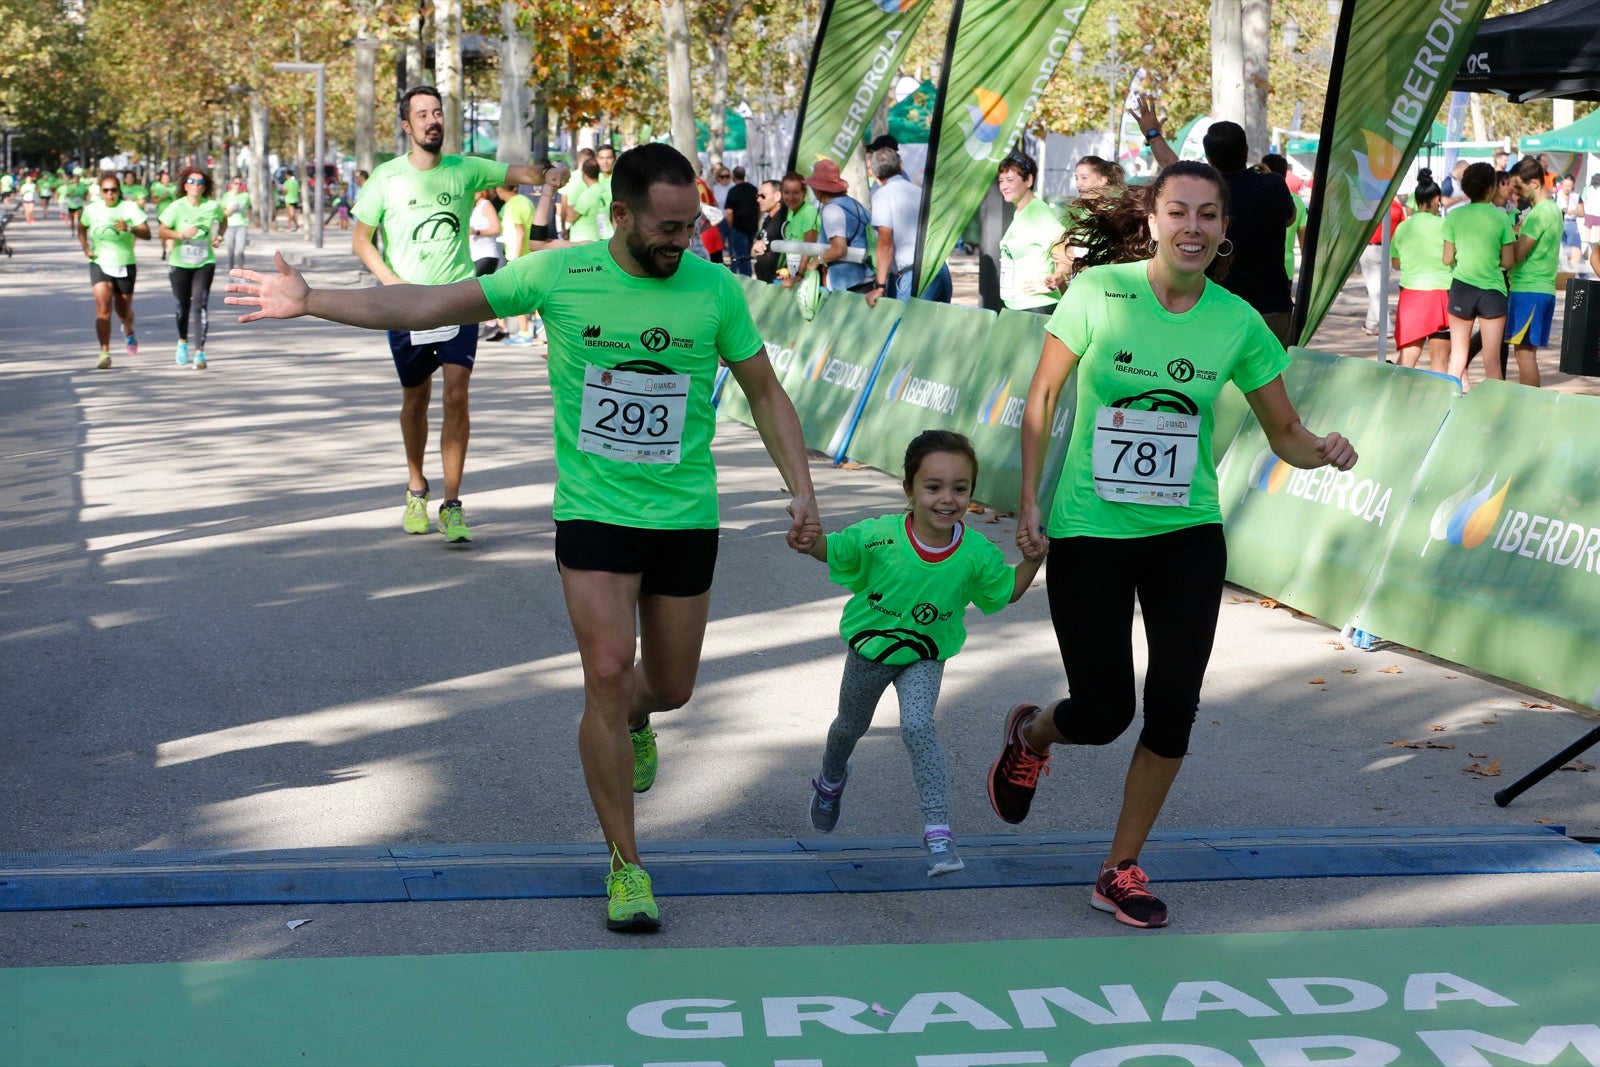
[1292,0,1492,344]
[788,0,935,176]
[913,0,1088,296]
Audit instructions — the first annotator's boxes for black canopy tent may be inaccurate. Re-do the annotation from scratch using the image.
[1452,0,1600,102]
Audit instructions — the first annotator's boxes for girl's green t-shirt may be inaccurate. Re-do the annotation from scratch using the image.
[1442,203,1515,293]
[1391,212,1452,291]
[159,198,225,268]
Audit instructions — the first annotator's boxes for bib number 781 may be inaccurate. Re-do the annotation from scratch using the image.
[1091,406,1199,506]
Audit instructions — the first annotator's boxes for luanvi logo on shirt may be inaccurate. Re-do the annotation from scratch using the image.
[1106,290,1137,299]
[410,212,460,241]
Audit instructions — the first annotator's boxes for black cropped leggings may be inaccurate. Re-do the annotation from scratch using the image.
[169,263,214,349]
[1044,523,1227,759]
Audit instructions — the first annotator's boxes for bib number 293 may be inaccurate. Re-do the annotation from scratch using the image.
[1091,406,1199,506]
[579,364,689,464]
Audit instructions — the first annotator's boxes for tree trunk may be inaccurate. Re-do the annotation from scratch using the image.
[659,0,698,165]
[1209,0,1245,126]
[405,10,427,91]
[706,0,743,169]
[249,91,271,232]
[1241,0,1270,159]
[498,0,532,162]
[435,0,463,154]
[354,38,378,173]
[530,99,550,162]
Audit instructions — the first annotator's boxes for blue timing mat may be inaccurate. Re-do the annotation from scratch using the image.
[1,825,1595,911]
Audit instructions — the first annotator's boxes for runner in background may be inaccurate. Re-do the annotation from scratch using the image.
[61,170,88,235]
[158,166,227,370]
[78,172,151,369]
[149,171,175,260]
[805,429,1044,876]
[221,177,251,272]
[282,168,301,232]
[991,160,1356,929]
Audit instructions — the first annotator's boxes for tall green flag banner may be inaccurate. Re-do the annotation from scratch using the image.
[1292,0,1492,344]
[913,0,1087,296]
[787,0,935,176]
[1216,351,1456,627]
[1349,381,1600,712]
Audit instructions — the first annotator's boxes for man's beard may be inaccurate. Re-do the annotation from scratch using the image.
[417,127,444,152]
[626,230,683,278]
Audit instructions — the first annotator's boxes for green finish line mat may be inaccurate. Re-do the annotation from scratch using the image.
[4,826,1597,911]
[4,924,1599,1066]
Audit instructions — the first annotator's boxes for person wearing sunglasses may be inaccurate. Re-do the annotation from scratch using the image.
[158,167,227,369]
[78,174,152,369]
[221,176,252,272]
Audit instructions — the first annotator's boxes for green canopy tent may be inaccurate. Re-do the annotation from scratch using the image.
[1521,107,1600,152]
[1286,121,1495,160]
[696,109,747,152]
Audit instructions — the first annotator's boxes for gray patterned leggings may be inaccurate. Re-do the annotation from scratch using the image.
[821,649,949,824]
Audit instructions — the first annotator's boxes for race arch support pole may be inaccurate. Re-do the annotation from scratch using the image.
[1494,724,1600,807]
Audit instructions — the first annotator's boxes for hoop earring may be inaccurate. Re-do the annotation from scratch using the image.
[1216,238,1234,257]
[1148,237,1159,253]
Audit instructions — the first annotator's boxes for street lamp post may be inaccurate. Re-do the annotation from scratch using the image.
[1071,14,1137,166]
[273,61,326,249]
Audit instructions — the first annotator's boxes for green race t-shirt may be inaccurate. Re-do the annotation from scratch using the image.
[499,193,536,259]
[148,181,172,208]
[1510,197,1562,295]
[1443,202,1515,293]
[159,198,225,269]
[827,513,1014,665]
[999,196,1064,310]
[353,155,508,286]
[783,200,821,243]
[122,183,147,204]
[1044,260,1290,540]
[1390,212,1452,291]
[595,174,614,239]
[222,190,251,227]
[82,199,147,267]
[568,180,605,243]
[282,176,301,204]
[478,242,764,529]
[1285,192,1307,280]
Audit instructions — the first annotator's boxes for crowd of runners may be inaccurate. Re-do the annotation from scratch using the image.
[206,84,1360,936]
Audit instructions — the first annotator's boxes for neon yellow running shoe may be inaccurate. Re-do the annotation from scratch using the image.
[438,500,471,543]
[605,845,660,932]
[96,351,112,370]
[402,489,430,534]
[630,720,658,793]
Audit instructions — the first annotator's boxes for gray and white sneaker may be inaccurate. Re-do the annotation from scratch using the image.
[808,762,849,832]
[924,829,965,876]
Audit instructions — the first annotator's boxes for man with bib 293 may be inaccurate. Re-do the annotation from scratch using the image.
[227,142,822,933]
[353,85,566,544]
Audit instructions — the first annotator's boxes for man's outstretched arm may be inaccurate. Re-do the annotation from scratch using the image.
[225,252,493,330]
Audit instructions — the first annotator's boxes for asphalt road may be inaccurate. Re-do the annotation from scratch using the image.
[2,212,1598,973]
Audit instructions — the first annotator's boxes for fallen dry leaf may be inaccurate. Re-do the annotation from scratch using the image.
[1259,598,1280,609]
[1481,720,1498,725]
[985,514,1001,523]
[1330,642,1346,651]
[1378,666,1403,675]
[1341,668,1359,674]
[967,503,987,514]
[1309,677,1326,685]
[1444,674,1458,679]
[1520,701,1555,710]
[1390,740,1455,750]
[1469,752,1489,759]
[1464,760,1502,777]
[1230,595,1258,604]
[1291,610,1311,619]
[1560,760,1595,773]
[837,461,867,470]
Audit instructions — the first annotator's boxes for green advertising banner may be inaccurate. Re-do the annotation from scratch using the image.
[788,0,935,176]
[914,0,1086,296]
[8,925,1600,1064]
[843,298,998,484]
[719,283,827,428]
[1216,350,1456,627]
[1293,0,1492,344]
[1349,381,1600,711]
[720,290,904,454]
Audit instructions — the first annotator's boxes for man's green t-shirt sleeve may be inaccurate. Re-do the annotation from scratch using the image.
[478,247,558,319]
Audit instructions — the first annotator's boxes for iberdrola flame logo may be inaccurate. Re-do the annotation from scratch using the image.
[1427,475,1512,552]
[1248,449,1292,494]
[980,376,1012,426]
[960,88,1009,161]
[804,343,832,381]
[1345,129,1403,222]
[875,0,923,10]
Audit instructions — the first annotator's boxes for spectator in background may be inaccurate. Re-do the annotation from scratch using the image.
[1582,174,1600,277]
[1440,159,1470,210]
[723,166,759,277]
[1443,161,1516,389]
[803,158,872,293]
[1389,170,1452,371]
[563,158,605,244]
[1261,154,1306,288]
[1506,155,1561,388]
[1360,196,1407,337]
[779,170,820,279]
[865,145,952,306]
[1556,173,1583,274]
[750,179,788,283]
[1144,110,1295,345]
[997,150,1063,314]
